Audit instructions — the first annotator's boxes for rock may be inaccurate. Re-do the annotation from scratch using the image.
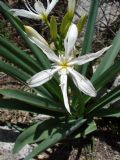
[113,75,120,87]
[32,114,51,122]
[96,1,120,30]
[74,0,120,30]
[0,142,33,160]
[74,0,90,22]
[0,126,33,160]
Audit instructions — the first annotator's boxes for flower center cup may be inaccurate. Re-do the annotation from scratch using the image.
[57,56,73,69]
[61,61,69,69]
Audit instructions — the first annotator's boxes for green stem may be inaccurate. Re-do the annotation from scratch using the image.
[80,0,100,75]
[42,14,50,28]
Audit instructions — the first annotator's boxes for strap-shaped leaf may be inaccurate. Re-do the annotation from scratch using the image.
[0,89,65,113]
[84,121,97,135]
[92,28,120,81]
[0,60,51,98]
[86,85,120,115]
[74,120,97,138]
[13,119,61,153]
[0,45,60,99]
[0,99,63,116]
[0,36,41,71]
[13,118,86,160]
[72,0,100,108]
[0,46,35,75]
[81,0,100,75]
[93,107,120,118]
[0,3,62,100]
[0,1,50,68]
[93,60,120,90]
[0,60,29,82]
[83,60,120,103]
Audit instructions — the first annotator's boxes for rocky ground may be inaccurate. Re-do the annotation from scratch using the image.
[0,123,120,160]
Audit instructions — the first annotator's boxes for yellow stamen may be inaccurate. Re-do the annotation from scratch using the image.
[59,61,69,69]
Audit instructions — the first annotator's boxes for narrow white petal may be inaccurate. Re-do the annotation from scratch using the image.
[24,26,59,62]
[69,46,112,66]
[27,68,58,87]
[32,37,59,62]
[64,23,78,57]
[24,0,37,13]
[24,26,48,45]
[68,68,97,97]
[60,74,71,114]
[10,9,40,20]
[34,0,45,13]
[46,0,59,15]
[47,0,50,6]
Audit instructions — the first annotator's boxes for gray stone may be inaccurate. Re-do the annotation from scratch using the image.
[113,75,120,87]
[74,0,120,30]
[0,142,33,160]
[0,126,33,160]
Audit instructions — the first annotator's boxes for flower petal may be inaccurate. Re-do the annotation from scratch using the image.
[34,0,45,14]
[47,0,50,6]
[46,0,59,15]
[69,46,112,66]
[60,73,71,114]
[32,37,60,62]
[10,9,40,19]
[24,25,48,45]
[24,26,59,62]
[68,68,97,97]
[27,68,58,87]
[64,23,78,57]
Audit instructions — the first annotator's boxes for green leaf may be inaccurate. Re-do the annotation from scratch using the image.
[81,0,100,75]
[0,2,62,101]
[92,28,120,81]
[95,107,120,118]
[86,85,120,115]
[83,60,120,103]
[0,1,24,30]
[60,12,72,38]
[77,15,87,36]
[93,60,120,90]
[13,118,86,159]
[0,1,50,68]
[84,121,97,136]
[0,60,29,83]
[50,16,57,41]
[0,43,61,100]
[13,119,61,153]
[0,36,40,72]
[0,99,63,116]
[0,45,35,75]
[74,120,97,138]
[0,89,65,113]
[0,60,51,98]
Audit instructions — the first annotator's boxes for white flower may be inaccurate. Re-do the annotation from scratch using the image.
[25,24,111,113]
[10,0,58,20]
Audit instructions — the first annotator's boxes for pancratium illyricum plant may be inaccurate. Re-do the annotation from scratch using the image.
[1,0,120,159]
[10,0,58,20]
[25,24,111,113]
